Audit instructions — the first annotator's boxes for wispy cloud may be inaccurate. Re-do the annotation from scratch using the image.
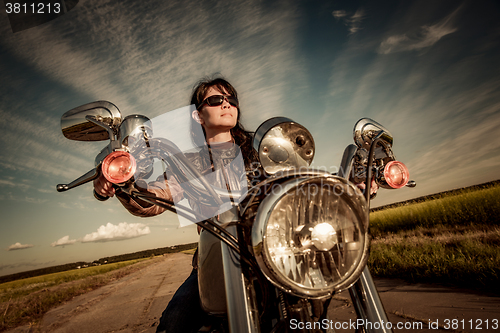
[0,108,97,181]
[57,201,87,211]
[7,242,34,251]
[24,196,49,204]
[378,6,460,54]
[332,8,365,34]
[0,179,30,190]
[51,235,77,247]
[38,188,54,193]
[332,10,347,19]
[0,0,306,186]
[0,0,304,123]
[323,1,500,207]
[82,222,150,243]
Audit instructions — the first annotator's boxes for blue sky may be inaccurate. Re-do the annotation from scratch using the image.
[1,0,499,276]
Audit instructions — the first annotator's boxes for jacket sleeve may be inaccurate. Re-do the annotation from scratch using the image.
[116,173,184,217]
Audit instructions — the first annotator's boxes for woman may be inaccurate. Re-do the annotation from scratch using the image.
[93,77,258,332]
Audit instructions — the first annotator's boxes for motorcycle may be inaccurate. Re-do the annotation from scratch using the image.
[57,101,415,333]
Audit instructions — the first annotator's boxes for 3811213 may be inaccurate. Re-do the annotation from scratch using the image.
[5,2,61,14]
[443,318,498,330]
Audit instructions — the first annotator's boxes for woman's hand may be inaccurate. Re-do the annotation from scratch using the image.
[355,177,379,196]
[93,174,115,198]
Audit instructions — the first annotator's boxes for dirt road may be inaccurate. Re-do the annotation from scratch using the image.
[38,253,192,333]
[9,253,498,333]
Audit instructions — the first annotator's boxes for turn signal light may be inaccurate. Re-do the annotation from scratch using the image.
[102,151,136,183]
[383,161,409,189]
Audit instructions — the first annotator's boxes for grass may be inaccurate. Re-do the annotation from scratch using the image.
[370,185,500,237]
[0,257,160,332]
[368,184,500,294]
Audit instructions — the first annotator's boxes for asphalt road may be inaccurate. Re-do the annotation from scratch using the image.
[8,253,500,333]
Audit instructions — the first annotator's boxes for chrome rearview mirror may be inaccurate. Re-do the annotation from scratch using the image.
[353,118,393,150]
[253,117,315,174]
[61,101,122,141]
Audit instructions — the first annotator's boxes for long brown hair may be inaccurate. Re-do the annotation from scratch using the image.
[190,77,258,168]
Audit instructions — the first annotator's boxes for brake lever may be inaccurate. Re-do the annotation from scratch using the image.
[56,168,99,192]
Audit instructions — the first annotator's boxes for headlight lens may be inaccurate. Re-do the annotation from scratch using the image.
[252,176,369,297]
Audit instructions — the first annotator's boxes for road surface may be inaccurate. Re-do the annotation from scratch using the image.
[8,253,499,333]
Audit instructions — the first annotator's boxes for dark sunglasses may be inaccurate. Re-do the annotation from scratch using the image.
[197,95,238,109]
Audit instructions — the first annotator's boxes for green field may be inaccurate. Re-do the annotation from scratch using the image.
[0,257,159,332]
[368,183,500,294]
[1,183,499,331]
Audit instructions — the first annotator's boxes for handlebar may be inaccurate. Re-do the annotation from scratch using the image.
[56,168,99,192]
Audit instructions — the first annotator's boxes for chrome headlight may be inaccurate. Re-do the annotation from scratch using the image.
[252,176,369,298]
[253,117,315,175]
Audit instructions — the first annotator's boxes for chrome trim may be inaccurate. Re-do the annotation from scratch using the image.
[353,118,393,151]
[56,168,99,192]
[251,176,369,298]
[118,114,152,148]
[406,180,416,188]
[253,117,294,151]
[95,144,112,167]
[253,117,315,174]
[222,215,260,332]
[349,267,393,333]
[338,144,358,179]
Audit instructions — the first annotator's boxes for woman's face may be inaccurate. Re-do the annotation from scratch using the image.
[197,87,238,134]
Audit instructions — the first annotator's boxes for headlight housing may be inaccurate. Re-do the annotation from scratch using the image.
[252,176,369,298]
[253,117,315,175]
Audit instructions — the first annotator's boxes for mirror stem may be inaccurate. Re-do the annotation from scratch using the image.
[85,115,116,141]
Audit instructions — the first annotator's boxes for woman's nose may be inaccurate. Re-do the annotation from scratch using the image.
[222,97,231,108]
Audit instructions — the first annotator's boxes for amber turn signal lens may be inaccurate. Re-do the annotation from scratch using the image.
[383,161,409,189]
[102,151,136,183]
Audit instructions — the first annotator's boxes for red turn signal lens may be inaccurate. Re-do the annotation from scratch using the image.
[383,161,409,189]
[102,151,136,184]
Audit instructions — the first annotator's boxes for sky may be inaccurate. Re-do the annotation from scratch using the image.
[1,0,499,277]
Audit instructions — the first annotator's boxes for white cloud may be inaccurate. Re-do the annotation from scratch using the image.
[0,179,30,190]
[82,222,150,243]
[349,9,365,34]
[24,197,49,204]
[51,235,77,247]
[332,8,365,35]
[0,0,306,182]
[323,1,500,208]
[332,10,347,20]
[0,0,303,120]
[378,6,460,54]
[8,242,34,251]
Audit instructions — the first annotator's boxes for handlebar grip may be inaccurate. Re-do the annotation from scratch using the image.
[93,189,110,201]
[56,184,69,192]
[406,180,416,188]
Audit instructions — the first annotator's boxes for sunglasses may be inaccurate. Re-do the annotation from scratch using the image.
[197,95,238,109]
